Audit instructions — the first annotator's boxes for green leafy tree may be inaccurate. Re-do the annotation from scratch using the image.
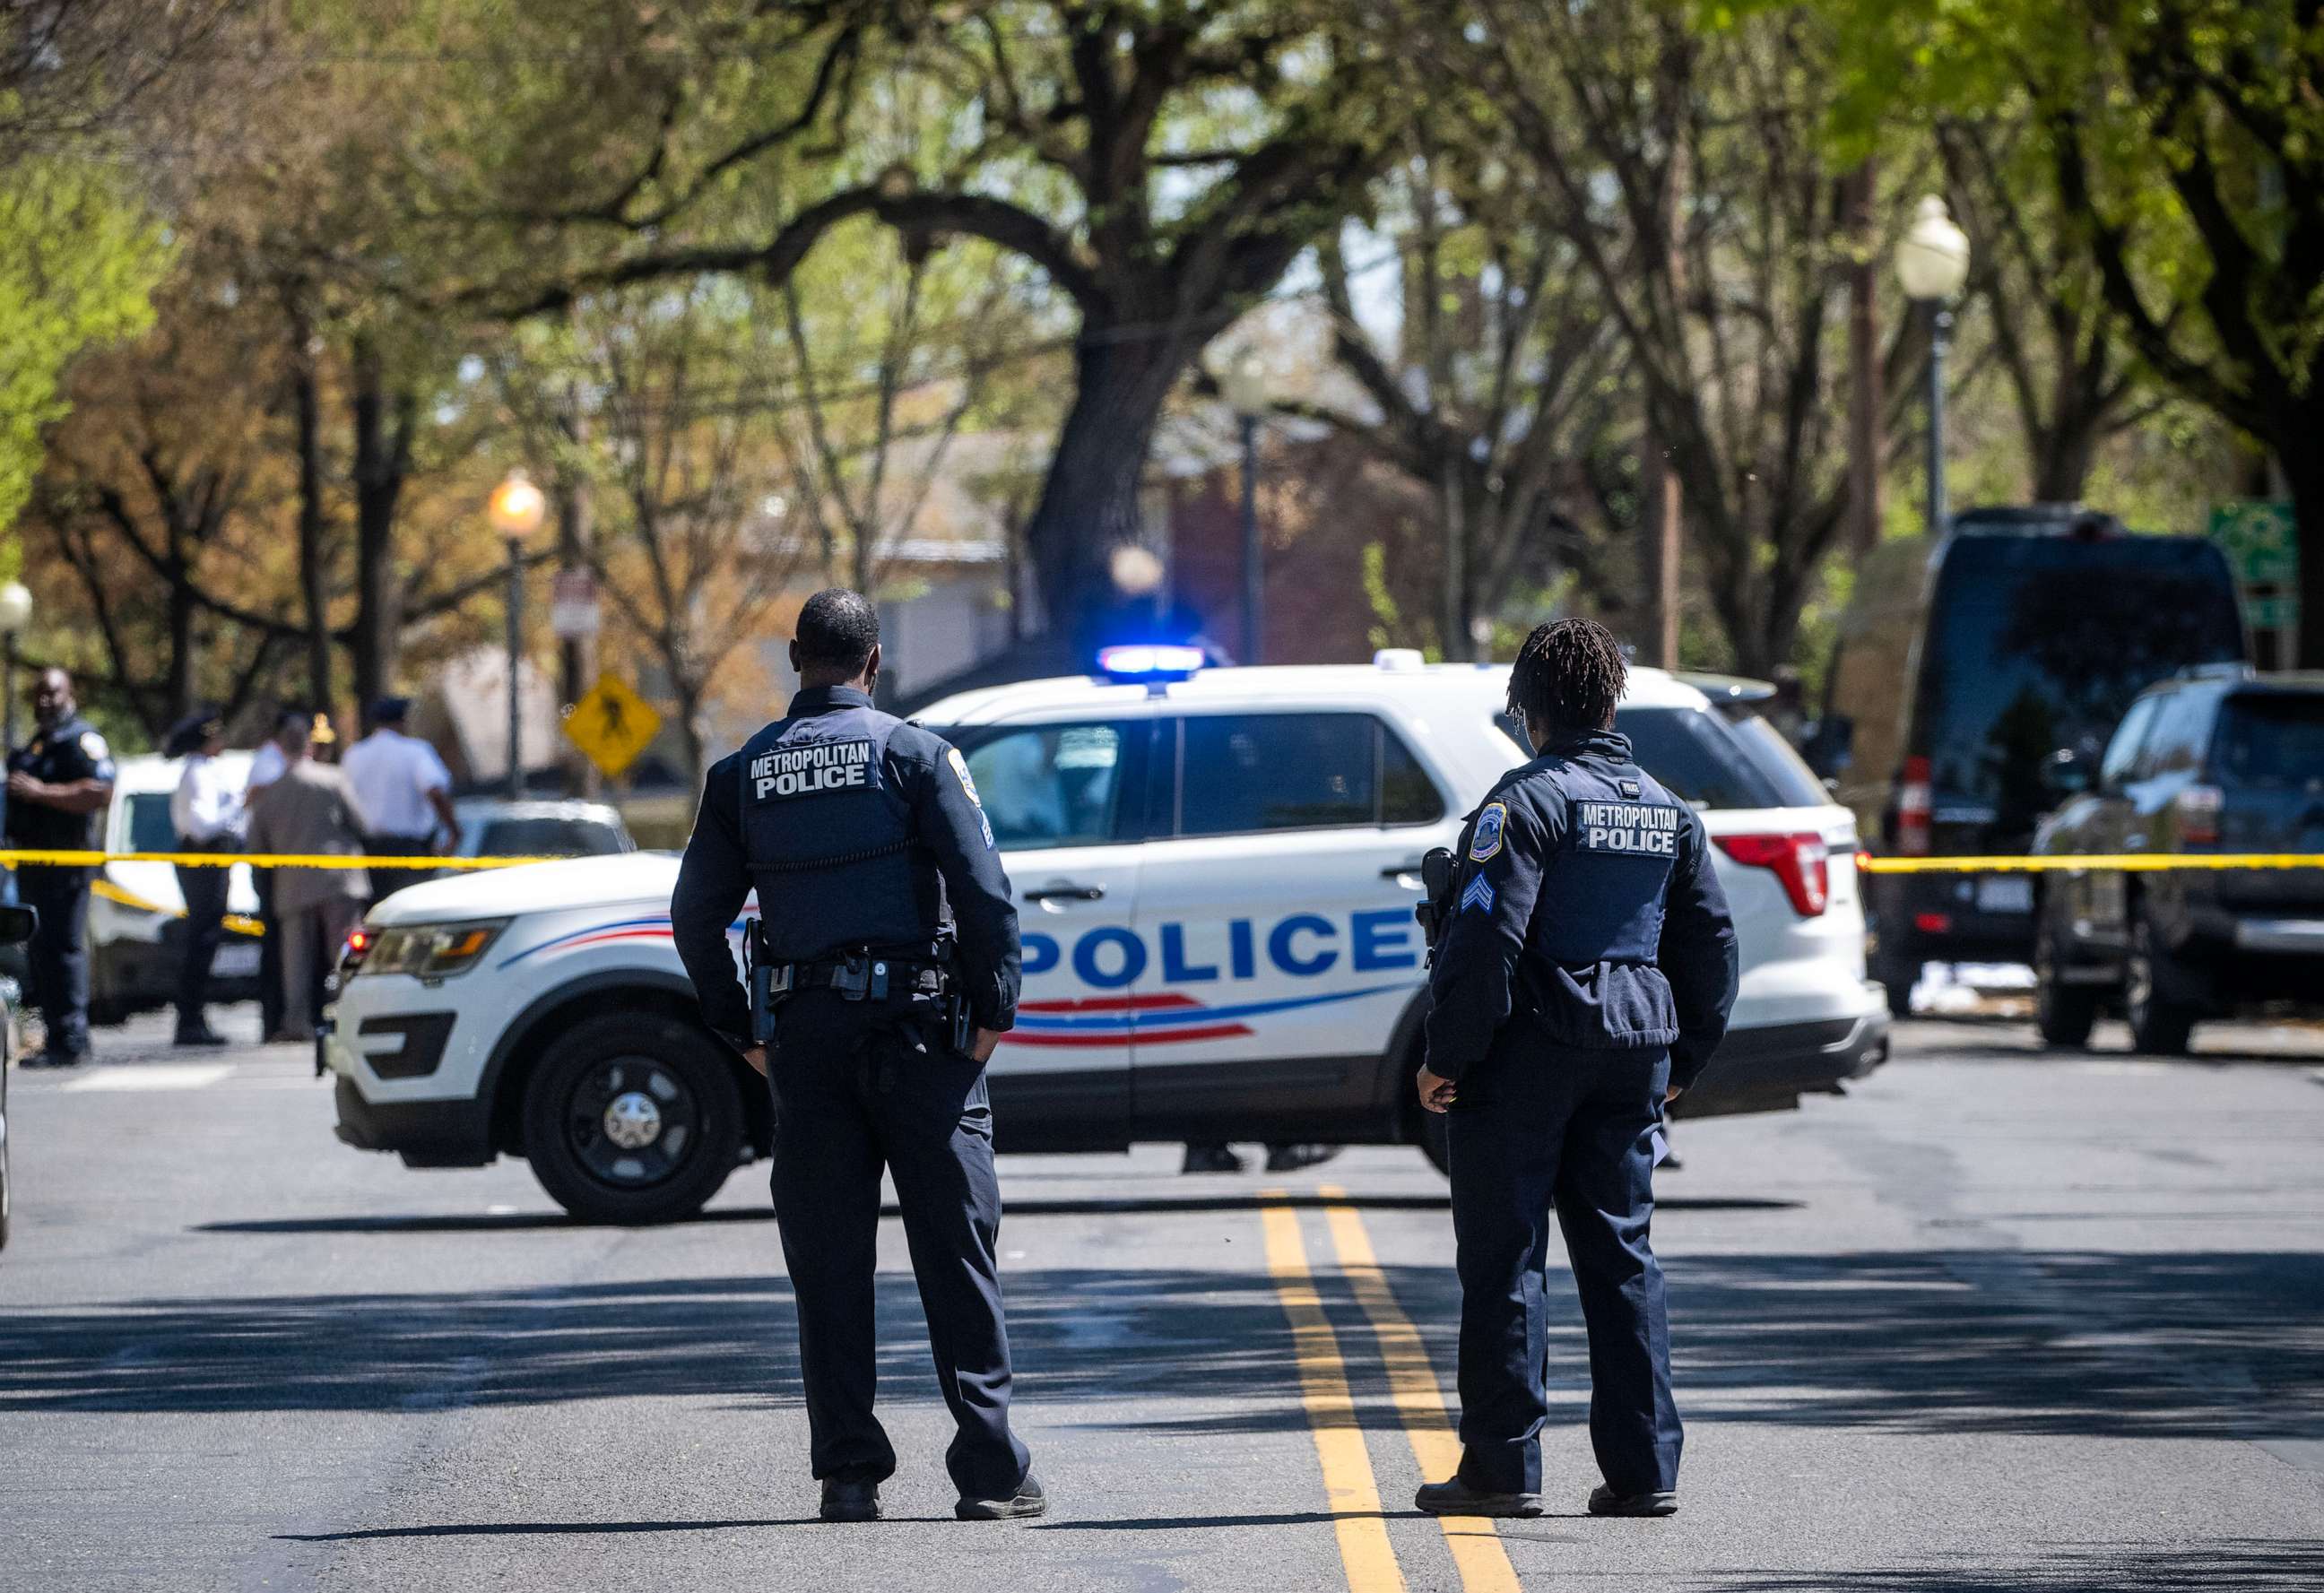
[1799,0,2324,662]
[0,160,165,550]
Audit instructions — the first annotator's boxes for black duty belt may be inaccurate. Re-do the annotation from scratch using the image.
[768,949,950,1004]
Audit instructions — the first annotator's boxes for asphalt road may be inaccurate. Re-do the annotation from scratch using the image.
[2,1012,2320,1593]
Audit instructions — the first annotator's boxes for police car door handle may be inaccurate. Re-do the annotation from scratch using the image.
[1023,882,1106,903]
[1382,862,1426,888]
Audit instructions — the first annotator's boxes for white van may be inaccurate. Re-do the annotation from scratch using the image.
[89,753,263,1024]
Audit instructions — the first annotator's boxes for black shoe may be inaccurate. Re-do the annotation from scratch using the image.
[818,1479,880,1523]
[174,1026,230,1048]
[1587,1484,1678,1517]
[956,1474,1047,1520]
[18,1049,86,1069]
[1264,1143,1343,1173]
[1181,1143,1246,1174]
[1415,1477,1544,1519]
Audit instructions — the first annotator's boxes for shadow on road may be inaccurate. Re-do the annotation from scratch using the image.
[195,1192,1799,1234]
[1704,1540,2324,1592]
[0,1249,2316,1441]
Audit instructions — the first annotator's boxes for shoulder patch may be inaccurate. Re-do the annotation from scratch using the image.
[80,731,109,762]
[947,747,984,809]
[1468,801,1508,861]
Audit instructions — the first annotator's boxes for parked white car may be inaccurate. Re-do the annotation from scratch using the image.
[89,753,264,1025]
[323,655,1888,1222]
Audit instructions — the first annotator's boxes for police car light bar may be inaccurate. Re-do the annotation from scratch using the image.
[1097,644,1206,681]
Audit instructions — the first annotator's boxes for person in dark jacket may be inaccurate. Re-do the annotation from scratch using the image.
[1414,619,1738,1522]
[6,669,115,1066]
[671,588,1042,1527]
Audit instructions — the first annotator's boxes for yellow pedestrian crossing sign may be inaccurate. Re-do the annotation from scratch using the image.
[564,673,663,778]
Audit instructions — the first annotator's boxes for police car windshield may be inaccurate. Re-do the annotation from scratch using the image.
[1494,706,1802,810]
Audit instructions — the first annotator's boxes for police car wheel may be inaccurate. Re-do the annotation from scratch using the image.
[521,1014,744,1225]
[1416,1104,1452,1178]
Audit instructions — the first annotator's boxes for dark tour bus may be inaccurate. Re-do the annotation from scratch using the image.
[1865,507,2247,1013]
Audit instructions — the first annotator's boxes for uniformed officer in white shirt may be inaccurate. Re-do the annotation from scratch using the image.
[166,707,243,1046]
[341,697,461,899]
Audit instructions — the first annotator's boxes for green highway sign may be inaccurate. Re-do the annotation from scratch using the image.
[2208,499,2298,585]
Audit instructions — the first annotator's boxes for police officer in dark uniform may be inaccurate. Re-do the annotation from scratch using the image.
[1413,619,1737,1521]
[671,588,1043,1526]
[5,669,116,1068]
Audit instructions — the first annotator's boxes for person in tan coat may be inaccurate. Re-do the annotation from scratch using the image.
[245,715,371,1043]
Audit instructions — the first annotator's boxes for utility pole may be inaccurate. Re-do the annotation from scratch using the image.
[1846,160,1886,556]
[1643,127,1687,668]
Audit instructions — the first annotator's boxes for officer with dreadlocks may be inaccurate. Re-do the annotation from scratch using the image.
[672,587,1043,1525]
[1412,619,1737,1522]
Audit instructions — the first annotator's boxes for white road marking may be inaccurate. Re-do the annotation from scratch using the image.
[61,1064,236,1093]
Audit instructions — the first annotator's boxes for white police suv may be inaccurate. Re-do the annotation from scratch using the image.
[323,652,1887,1222]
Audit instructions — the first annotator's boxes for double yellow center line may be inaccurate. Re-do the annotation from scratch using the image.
[1260,1186,1521,1593]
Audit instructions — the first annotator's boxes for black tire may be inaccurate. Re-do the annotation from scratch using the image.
[2125,913,2197,1057]
[1417,1101,1451,1178]
[86,994,129,1028]
[2033,930,2098,1050]
[522,1012,745,1225]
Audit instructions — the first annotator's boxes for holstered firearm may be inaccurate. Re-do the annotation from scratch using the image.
[1413,846,1459,965]
[745,921,780,1046]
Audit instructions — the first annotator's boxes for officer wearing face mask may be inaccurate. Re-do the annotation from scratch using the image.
[670,587,1041,1527]
[1413,619,1738,1523]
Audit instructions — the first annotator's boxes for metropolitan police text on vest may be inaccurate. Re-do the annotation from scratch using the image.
[752,739,873,799]
[1576,801,1680,855]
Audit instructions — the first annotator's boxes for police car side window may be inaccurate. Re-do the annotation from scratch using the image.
[960,723,1128,851]
[1177,713,1439,834]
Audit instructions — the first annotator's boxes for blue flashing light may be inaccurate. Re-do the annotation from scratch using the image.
[1097,643,1206,682]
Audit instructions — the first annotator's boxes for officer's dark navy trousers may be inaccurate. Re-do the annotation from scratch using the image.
[20,865,91,1058]
[1447,1038,1681,1497]
[767,1017,1030,1500]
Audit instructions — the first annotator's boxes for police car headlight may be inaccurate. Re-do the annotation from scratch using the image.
[357,921,507,980]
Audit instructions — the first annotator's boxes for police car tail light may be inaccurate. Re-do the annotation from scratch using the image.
[1897,756,1933,856]
[1715,832,1831,917]
[1096,644,1205,682]
[2174,784,2223,845]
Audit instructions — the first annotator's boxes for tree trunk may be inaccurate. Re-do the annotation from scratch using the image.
[1019,331,1185,651]
[2030,416,2102,505]
[2279,426,2324,669]
[289,338,334,716]
[1844,160,1885,555]
[1439,461,1470,661]
[349,342,412,718]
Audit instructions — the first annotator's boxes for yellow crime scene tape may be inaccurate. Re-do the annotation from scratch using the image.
[1856,853,2324,874]
[0,849,559,871]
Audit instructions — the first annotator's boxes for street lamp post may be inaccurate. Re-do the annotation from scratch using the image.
[490,471,547,801]
[1220,351,1268,667]
[1895,195,1972,538]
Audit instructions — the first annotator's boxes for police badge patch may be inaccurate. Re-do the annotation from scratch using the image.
[1468,801,1507,861]
[949,748,996,849]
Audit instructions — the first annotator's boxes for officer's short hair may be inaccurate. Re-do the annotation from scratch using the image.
[794,588,880,675]
[1509,618,1627,736]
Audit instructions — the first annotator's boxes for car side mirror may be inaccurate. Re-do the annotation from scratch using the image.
[0,902,36,945]
[1802,714,1855,779]
[2043,749,2093,799]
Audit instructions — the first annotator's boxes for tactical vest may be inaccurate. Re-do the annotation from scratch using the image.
[737,702,944,964]
[1530,760,1686,968]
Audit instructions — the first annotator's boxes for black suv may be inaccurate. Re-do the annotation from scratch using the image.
[2030,668,2324,1053]
[1862,507,2246,1015]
